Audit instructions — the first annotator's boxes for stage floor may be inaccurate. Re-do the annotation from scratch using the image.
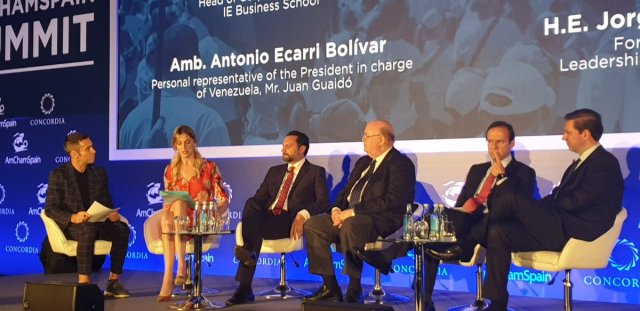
[1,270,637,310]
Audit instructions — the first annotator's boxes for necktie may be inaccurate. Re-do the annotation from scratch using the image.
[553,159,581,199]
[462,173,496,213]
[349,160,376,209]
[273,166,294,216]
[568,159,581,175]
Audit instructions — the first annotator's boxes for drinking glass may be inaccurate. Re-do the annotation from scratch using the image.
[413,220,429,240]
[441,220,456,242]
[177,216,191,233]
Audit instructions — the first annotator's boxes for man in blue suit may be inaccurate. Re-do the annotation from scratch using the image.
[483,109,624,310]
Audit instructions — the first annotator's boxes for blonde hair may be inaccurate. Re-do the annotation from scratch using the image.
[169,125,204,187]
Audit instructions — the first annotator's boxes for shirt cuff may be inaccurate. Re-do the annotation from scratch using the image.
[331,207,341,214]
[298,209,311,220]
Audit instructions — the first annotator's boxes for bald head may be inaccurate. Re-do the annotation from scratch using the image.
[363,120,395,158]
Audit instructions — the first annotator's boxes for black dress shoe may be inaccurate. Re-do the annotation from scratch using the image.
[304,285,343,302]
[225,287,255,306]
[234,245,257,267]
[426,245,462,262]
[353,247,392,275]
[345,287,363,304]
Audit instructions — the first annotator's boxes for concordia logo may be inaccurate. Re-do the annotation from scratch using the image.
[610,238,639,272]
[40,93,55,115]
[15,221,29,242]
[0,183,5,205]
[0,183,14,215]
[5,221,38,254]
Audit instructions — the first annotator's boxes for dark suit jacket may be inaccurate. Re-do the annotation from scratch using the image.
[460,158,537,208]
[334,148,416,237]
[44,163,114,230]
[543,146,623,241]
[245,160,329,216]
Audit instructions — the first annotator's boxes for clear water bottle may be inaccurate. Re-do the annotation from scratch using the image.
[403,203,414,240]
[200,201,209,232]
[429,204,441,241]
[207,200,218,232]
[193,201,201,233]
[438,204,448,237]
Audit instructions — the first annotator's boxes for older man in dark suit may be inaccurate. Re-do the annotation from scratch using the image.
[482,109,624,311]
[44,132,130,298]
[354,121,537,310]
[226,130,330,305]
[303,120,416,303]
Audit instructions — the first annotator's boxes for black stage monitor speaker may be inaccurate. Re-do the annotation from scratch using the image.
[23,281,104,311]
[301,300,395,311]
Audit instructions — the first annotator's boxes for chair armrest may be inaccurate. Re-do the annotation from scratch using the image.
[40,212,69,254]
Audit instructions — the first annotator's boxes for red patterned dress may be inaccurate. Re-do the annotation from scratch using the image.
[163,160,228,219]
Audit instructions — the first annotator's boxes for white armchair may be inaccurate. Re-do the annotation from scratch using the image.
[235,221,309,299]
[512,208,627,311]
[41,211,129,257]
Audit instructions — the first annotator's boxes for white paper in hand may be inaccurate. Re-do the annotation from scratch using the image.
[87,201,119,222]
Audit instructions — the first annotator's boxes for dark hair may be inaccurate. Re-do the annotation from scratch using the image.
[564,109,603,141]
[64,132,90,153]
[286,130,310,156]
[485,121,515,142]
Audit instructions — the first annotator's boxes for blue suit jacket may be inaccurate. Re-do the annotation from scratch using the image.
[543,146,623,241]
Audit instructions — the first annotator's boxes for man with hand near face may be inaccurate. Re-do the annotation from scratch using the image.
[226,130,329,305]
[44,132,130,298]
[481,109,623,311]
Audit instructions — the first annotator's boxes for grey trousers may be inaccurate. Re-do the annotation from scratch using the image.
[304,213,379,279]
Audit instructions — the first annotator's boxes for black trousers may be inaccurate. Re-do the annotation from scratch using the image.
[304,213,379,280]
[379,208,487,303]
[65,220,130,276]
[483,192,568,305]
[235,204,295,285]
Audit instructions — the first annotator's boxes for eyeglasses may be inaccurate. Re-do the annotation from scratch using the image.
[362,133,382,140]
